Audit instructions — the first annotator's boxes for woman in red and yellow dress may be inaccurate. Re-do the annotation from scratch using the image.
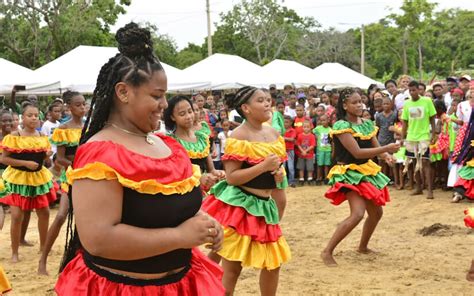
[202,86,291,295]
[55,23,224,295]
[0,103,56,263]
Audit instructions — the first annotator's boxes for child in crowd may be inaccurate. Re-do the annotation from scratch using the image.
[216,119,231,170]
[362,109,372,120]
[284,115,297,187]
[430,100,451,190]
[296,120,316,185]
[375,97,397,177]
[294,104,312,136]
[390,112,407,189]
[313,114,332,184]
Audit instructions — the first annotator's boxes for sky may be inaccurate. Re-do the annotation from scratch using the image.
[114,0,474,50]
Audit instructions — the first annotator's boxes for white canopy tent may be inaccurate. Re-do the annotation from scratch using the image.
[20,45,209,95]
[180,53,263,90]
[247,59,315,88]
[313,63,383,90]
[0,58,58,95]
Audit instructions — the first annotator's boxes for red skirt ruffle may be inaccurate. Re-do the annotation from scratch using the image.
[0,188,56,210]
[325,182,390,206]
[202,194,282,243]
[55,249,224,296]
[454,178,474,199]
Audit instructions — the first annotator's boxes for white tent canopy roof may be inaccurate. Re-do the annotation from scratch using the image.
[313,62,383,90]
[253,59,315,88]
[180,53,263,90]
[22,45,208,95]
[0,58,53,94]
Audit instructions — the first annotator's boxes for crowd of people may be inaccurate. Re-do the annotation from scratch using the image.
[0,22,473,295]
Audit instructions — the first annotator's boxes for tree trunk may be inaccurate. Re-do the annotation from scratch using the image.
[402,29,408,74]
[418,41,423,81]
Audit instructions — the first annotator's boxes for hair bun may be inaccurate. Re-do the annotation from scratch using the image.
[116,22,153,59]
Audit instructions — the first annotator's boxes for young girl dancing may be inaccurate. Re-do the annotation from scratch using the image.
[202,86,291,295]
[164,96,224,191]
[0,103,56,262]
[56,22,224,295]
[321,88,399,267]
[38,91,86,275]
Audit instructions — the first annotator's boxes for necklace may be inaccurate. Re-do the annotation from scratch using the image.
[245,121,268,141]
[107,123,155,145]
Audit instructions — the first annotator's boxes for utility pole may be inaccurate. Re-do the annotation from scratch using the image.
[360,24,365,75]
[206,0,212,56]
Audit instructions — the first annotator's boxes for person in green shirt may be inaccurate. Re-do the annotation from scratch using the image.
[313,114,332,184]
[401,80,436,199]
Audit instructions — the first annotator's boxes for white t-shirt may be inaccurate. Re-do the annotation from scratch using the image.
[394,89,409,111]
[284,106,297,119]
[228,109,243,123]
[217,131,231,154]
[41,120,60,155]
[456,100,473,123]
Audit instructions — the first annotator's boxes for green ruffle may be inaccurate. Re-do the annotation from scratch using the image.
[277,176,288,189]
[4,180,54,197]
[271,111,285,136]
[59,170,68,184]
[173,131,209,155]
[328,169,390,190]
[199,122,211,136]
[430,153,443,162]
[332,119,376,136]
[210,180,279,225]
[459,165,474,181]
[50,139,79,147]
[0,186,9,199]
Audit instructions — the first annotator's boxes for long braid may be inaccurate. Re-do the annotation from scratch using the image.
[59,22,164,272]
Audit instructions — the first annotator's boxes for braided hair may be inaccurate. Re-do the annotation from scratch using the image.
[62,90,81,105]
[336,87,358,120]
[59,22,164,272]
[229,86,258,118]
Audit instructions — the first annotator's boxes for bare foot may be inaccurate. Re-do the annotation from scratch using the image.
[11,254,19,263]
[38,262,49,276]
[426,191,434,199]
[411,189,423,196]
[321,251,338,267]
[20,240,34,247]
[396,184,404,190]
[358,247,378,254]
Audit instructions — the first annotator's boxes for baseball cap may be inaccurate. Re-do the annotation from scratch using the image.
[460,75,472,82]
[269,84,276,89]
[446,77,457,83]
[297,93,306,100]
[431,82,442,88]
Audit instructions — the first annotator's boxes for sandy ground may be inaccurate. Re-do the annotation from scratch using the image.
[1,186,474,295]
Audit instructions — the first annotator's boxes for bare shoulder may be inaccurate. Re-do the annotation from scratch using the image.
[228,125,248,140]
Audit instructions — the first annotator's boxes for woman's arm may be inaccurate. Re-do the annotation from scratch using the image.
[224,155,280,186]
[56,145,72,168]
[1,149,38,169]
[74,178,216,260]
[337,133,395,160]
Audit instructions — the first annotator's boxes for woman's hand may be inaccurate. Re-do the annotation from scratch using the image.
[272,166,284,184]
[384,143,400,154]
[196,211,223,252]
[200,173,218,189]
[261,154,280,172]
[210,169,226,180]
[25,161,39,171]
[177,212,222,249]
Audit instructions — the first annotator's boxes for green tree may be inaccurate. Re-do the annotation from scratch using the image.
[0,0,130,68]
[175,43,205,69]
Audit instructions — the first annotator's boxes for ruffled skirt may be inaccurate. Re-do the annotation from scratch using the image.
[55,249,224,296]
[0,166,56,210]
[325,160,390,206]
[0,265,11,294]
[454,162,474,199]
[202,181,291,270]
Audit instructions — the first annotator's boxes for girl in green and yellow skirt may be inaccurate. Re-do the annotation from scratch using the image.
[38,91,85,275]
[320,88,400,267]
[202,86,291,295]
[0,103,56,262]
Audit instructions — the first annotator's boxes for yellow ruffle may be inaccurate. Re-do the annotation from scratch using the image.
[0,265,12,294]
[187,141,210,159]
[218,227,291,270]
[51,128,82,145]
[224,137,287,161]
[61,182,69,193]
[67,162,201,195]
[327,159,381,179]
[0,179,4,191]
[2,166,53,186]
[467,159,474,167]
[2,134,51,151]
[330,126,378,140]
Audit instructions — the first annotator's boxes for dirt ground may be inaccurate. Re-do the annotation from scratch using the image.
[1,185,474,295]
